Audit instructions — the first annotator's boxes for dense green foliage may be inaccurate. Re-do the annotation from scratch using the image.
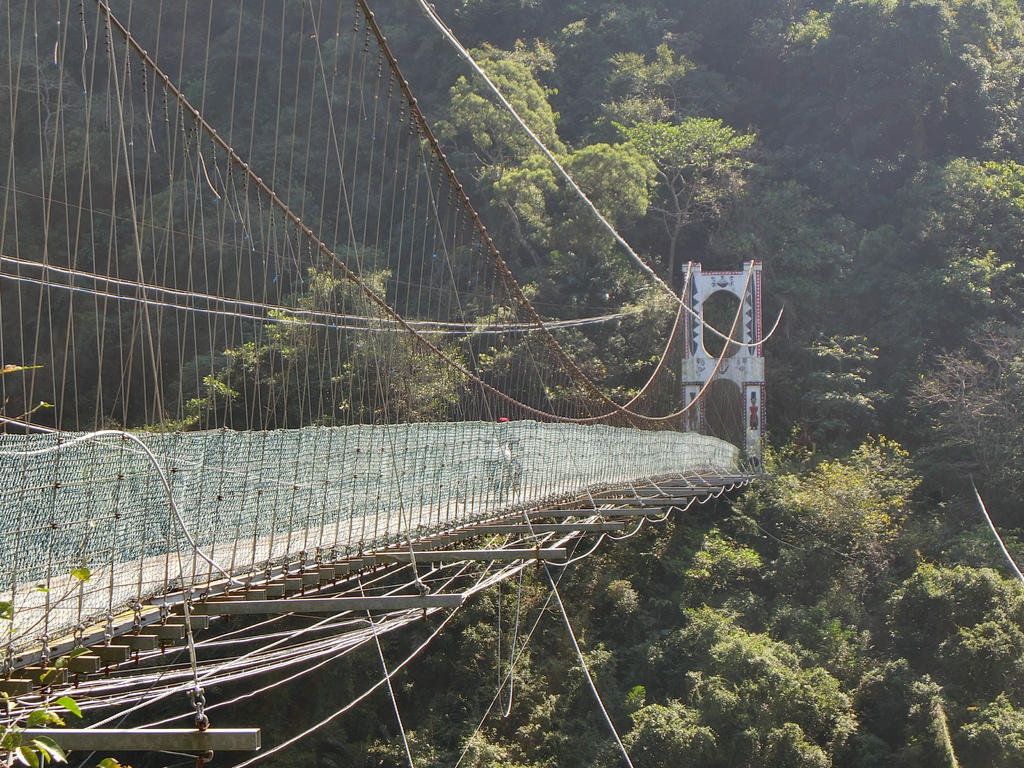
[10,0,1024,764]
[373,0,1024,479]
[234,439,1022,768]
[257,1,1024,766]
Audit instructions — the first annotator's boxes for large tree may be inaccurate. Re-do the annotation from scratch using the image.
[619,118,755,283]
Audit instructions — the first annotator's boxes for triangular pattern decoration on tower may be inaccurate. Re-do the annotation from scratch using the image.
[682,262,765,465]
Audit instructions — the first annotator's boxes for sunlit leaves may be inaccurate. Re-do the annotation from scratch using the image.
[622,700,717,767]
[603,44,693,125]
[0,695,80,766]
[437,42,564,168]
[619,118,755,278]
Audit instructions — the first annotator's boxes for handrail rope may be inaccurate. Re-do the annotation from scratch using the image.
[89,0,626,427]
[89,0,761,432]
[410,0,784,353]
[972,479,1024,584]
[411,0,672,301]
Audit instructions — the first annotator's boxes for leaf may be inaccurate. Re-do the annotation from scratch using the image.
[28,711,63,728]
[30,736,66,764]
[33,586,50,594]
[97,760,129,768]
[70,568,91,583]
[25,711,47,728]
[1,725,23,749]
[54,697,81,719]
[16,745,40,768]
[0,364,42,375]
[66,648,90,660]
[0,601,12,621]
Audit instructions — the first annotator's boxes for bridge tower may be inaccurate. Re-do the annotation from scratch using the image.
[682,261,764,465]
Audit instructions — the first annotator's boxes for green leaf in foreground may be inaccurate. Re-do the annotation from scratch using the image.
[29,736,66,764]
[54,697,81,719]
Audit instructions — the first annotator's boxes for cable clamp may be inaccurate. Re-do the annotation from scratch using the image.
[40,633,51,667]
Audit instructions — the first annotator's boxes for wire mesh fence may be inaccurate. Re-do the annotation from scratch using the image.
[0,422,737,658]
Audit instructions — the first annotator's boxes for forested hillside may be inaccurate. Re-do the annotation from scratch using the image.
[273,1,1024,765]
[370,0,1024,504]
[6,0,1024,765]
[274,441,1024,767]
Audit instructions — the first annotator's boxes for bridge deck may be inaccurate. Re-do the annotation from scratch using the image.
[0,466,757,684]
[0,422,741,670]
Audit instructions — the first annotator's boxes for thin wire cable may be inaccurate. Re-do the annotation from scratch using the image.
[543,561,634,767]
[84,0,762,430]
[366,606,416,768]
[87,604,420,724]
[502,567,524,718]
[224,558,504,768]
[412,0,784,352]
[452,590,557,768]
[511,497,636,765]
[412,0,671,300]
[973,479,1024,584]
[0,254,638,333]
[225,606,459,768]
[80,563,474,724]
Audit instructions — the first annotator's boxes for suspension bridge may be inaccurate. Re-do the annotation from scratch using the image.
[0,0,765,762]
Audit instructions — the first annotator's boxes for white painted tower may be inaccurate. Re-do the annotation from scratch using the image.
[681,261,764,464]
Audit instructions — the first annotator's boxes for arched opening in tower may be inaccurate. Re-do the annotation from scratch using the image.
[700,289,742,359]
